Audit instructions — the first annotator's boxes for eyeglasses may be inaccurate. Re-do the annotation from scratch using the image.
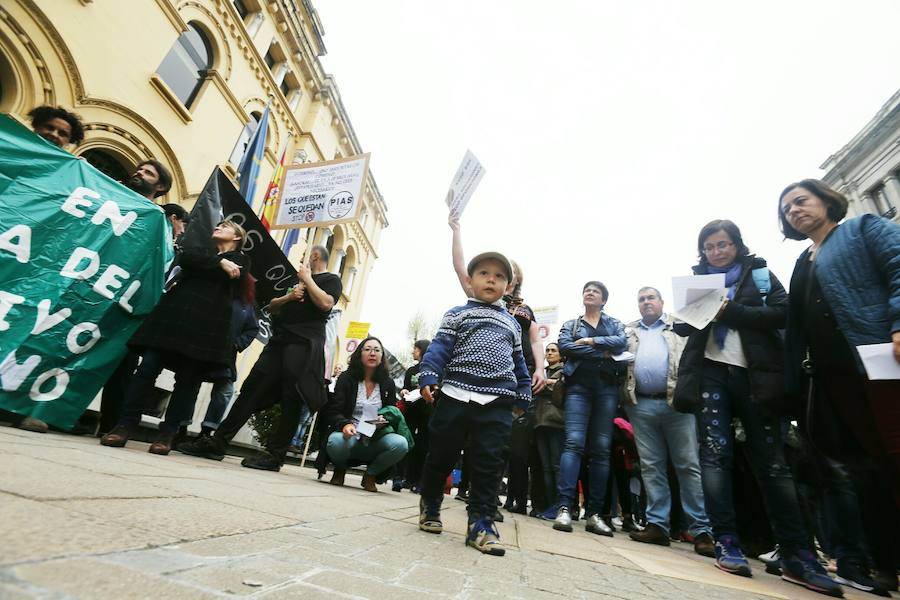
[702,241,734,254]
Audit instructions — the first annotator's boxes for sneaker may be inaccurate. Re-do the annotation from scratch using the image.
[100,425,131,448]
[553,506,573,532]
[585,514,614,537]
[780,549,843,597]
[693,532,715,558]
[178,435,226,460]
[455,490,469,502]
[714,535,752,577]
[392,479,404,492]
[602,516,618,532]
[834,560,889,597]
[418,497,443,533]
[629,523,669,546]
[620,516,641,533]
[759,546,782,575]
[240,452,282,472]
[466,518,505,556]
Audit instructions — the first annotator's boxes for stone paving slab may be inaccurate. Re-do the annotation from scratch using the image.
[0,426,879,599]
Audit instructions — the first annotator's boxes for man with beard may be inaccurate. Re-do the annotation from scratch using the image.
[126,159,173,201]
[92,159,176,434]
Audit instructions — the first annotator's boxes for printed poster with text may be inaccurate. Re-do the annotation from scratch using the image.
[0,116,171,428]
[272,154,370,229]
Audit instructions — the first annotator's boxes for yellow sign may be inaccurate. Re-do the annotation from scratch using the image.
[345,321,370,340]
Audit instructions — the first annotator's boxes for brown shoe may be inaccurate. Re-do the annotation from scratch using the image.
[100,425,131,447]
[361,474,378,492]
[148,431,175,455]
[693,532,716,557]
[17,417,49,433]
[629,523,671,546]
[329,469,346,486]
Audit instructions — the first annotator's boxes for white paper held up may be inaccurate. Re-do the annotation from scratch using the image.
[446,150,485,218]
[856,343,900,380]
[672,290,728,330]
[672,274,726,312]
[404,389,422,403]
[355,420,376,438]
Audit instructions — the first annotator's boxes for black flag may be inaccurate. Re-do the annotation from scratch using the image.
[180,167,299,307]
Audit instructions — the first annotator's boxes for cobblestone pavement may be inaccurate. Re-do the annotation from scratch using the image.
[0,426,873,599]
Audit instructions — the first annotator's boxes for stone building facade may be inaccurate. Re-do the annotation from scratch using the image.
[821,88,900,222]
[1,0,387,438]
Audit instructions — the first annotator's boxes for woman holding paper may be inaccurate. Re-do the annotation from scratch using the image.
[779,179,900,510]
[321,336,409,492]
[672,220,838,595]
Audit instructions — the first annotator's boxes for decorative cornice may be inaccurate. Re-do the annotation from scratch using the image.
[155,0,188,33]
[177,0,233,79]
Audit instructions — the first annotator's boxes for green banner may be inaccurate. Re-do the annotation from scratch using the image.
[0,115,171,428]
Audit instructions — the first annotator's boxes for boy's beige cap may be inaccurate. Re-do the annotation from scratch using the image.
[467,251,513,282]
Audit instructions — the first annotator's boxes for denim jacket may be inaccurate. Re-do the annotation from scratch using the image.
[558,313,627,378]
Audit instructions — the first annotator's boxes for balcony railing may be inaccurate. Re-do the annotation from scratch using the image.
[883,206,897,219]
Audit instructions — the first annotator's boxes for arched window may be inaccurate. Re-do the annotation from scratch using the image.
[81,149,131,185]
[156,23,212,108]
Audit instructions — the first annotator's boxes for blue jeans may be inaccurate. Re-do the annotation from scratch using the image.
[326,431,409,475]
[625,397,710,536]
[556,378,618,516]
[697,360,809,552]
[202,379,235,430]
[291,402,312,447]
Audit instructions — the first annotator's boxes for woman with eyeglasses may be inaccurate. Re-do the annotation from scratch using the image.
[672,220,841,596]
[322,336,410,492]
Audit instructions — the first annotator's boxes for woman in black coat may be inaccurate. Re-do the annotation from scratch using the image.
[672,220,839,596]
[101,220,250,454]
[321,336,409,492]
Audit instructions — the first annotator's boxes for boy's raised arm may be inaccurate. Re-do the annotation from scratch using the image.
[449,214,474,298]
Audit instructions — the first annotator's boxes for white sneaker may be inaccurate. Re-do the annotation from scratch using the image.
[553,506,573,532]
[758,545,780,563]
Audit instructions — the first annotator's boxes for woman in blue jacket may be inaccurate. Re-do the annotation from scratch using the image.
[780,179,900,511]
[552,281,627,537]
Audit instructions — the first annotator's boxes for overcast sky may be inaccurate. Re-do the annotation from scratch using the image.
[314,0,900,356]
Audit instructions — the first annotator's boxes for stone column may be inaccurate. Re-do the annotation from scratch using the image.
[861,193,879,215]
[881,174,900,212]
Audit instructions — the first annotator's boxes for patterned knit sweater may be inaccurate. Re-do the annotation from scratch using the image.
[418,299,532,408]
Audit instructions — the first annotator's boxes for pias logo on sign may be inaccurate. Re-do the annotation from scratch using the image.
[327,191,354,219]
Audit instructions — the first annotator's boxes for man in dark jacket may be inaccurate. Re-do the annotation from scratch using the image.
[179,245,342,471]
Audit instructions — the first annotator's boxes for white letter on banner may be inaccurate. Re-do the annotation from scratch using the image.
[31,299,73,335]
[92,265,130,300]
[60,247,100,280]
[0,350,41,391]
[91,201,137,236]
[118,280,141,314]
[66,322,101,354]
[62,187,99,218]
[30,368,69,401]
[0,225,32,263]
[0,291,26,332]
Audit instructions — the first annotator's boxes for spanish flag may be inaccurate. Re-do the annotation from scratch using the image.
[259,147,286,231]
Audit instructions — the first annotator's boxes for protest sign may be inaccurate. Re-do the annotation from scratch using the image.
[532,305,559,325]
[445,150,485,218]
[0,115,171,428]
[180,168,299,307]
[345,321,370,340]
[272,154,370,229]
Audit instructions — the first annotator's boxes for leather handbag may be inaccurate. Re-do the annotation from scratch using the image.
[550,317,580,408]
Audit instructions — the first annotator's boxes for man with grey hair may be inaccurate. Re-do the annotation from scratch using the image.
[180,245,342,471]
[623,286,715,557]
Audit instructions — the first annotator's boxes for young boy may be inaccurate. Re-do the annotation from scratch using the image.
[417,251,532,556]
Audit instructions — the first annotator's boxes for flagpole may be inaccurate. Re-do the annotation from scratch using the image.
[257,132,293,219]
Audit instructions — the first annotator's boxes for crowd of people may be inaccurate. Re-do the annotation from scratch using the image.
[3,105,900,598]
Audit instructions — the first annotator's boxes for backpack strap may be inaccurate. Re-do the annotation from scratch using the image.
[751,267,771,304]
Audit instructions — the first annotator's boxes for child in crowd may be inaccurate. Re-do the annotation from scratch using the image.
[417,251,532,556]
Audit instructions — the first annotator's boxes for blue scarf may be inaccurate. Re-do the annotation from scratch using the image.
[706,262,742,349]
